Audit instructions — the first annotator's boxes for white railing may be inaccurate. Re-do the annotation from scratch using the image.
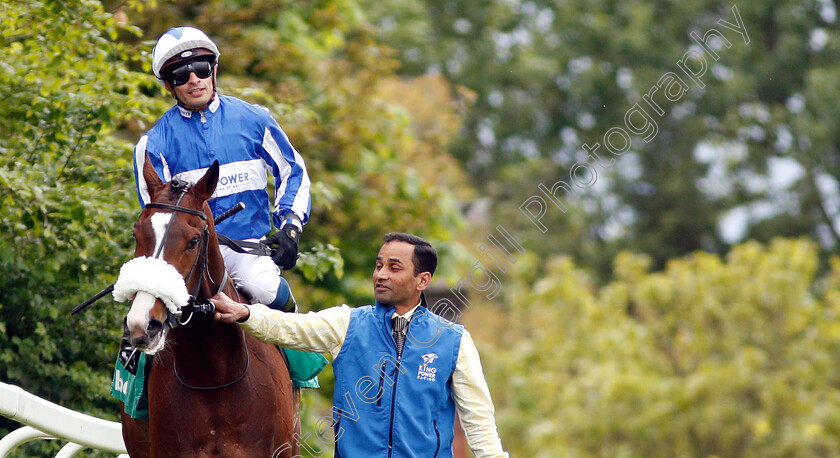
[0,382,128,457]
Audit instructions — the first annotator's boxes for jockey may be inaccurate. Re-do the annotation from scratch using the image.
[133,26,308,314]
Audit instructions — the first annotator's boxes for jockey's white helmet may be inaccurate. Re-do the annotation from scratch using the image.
[152,27,220,80]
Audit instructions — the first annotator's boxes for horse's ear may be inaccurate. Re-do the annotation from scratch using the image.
[193,161,219,203]
[142,151,163,198]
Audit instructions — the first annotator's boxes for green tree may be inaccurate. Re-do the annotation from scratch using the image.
[360,0,840,275]
[467,238,840,456]
[0,0,162,453]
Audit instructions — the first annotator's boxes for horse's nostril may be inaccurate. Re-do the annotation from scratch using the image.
[147,319,164,336]
[130,335,150,349]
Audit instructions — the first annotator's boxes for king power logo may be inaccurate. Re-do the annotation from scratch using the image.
[417,353,439,382]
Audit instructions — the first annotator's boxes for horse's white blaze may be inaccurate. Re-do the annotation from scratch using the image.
[126,291,155,333]
[151,212,174,256]
[127,291,169,355]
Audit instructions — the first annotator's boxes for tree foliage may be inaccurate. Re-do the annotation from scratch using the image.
[0,1,164,454]
[360,0,840,275]
[0,0,155,412]
[470,238,840,456]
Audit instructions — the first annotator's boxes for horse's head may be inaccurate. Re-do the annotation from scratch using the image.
[117,154,220,354]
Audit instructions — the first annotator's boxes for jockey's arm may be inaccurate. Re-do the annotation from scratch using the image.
[262,116,311,230]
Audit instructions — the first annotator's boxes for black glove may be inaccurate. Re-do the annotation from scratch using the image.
[265,224,300,270]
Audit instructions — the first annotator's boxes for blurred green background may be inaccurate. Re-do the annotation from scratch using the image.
[3,0,840,456]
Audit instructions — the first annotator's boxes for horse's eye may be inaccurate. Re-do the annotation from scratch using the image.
[187,237,200,250]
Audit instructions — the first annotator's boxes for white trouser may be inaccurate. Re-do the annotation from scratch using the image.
[219,238,281,305]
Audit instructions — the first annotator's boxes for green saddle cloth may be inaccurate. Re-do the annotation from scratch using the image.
[285,348,328,388]
[111,349,326,419]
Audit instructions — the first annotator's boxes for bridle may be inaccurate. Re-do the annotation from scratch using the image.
[144,179,226,328]
[145,179,249,390]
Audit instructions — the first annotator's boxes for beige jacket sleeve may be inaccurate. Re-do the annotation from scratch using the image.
[243,303,508,456]
[452,329,509,457]
[239,303,351,359]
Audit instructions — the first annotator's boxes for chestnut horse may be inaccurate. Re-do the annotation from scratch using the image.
[117,157,299,457]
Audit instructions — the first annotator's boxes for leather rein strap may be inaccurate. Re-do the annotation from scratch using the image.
[145,202,207,220]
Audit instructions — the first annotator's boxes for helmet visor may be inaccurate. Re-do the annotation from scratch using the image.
[161,56,215,87]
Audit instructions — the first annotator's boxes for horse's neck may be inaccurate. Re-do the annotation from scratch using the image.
[180,226,238,365]
[171,313,247,380]
[174,231,248,382]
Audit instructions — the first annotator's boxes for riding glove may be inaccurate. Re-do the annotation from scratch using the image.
[265,224,300,270]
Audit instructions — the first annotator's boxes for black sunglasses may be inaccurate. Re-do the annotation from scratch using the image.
[163,57,215,86]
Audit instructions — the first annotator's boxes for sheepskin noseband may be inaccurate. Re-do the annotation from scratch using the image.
[113,256,190,313]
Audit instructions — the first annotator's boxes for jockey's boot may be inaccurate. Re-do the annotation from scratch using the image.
[267,276,297,313]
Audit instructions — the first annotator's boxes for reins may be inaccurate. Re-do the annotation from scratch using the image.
[173,325,251,390]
